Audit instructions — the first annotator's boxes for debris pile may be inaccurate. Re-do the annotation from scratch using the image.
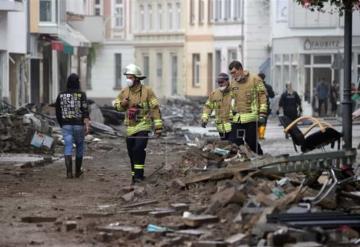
[106,140,360,246]
[0,113,54,153]
[161,97,205,132]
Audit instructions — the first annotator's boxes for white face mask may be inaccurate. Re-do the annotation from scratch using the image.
[126,78,134,87]
[219,86,227,91]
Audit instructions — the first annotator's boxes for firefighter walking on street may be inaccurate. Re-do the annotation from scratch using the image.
[201,73,233,141]
[228,61,268,155]
[113,64,163,184]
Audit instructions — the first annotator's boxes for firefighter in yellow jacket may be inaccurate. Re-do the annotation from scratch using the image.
[201,73,233,140]
[228,61,267,155]
[113,64,163,184]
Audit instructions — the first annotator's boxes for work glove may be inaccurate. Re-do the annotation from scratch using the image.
[201,121,207,128]
[154,128,162,138]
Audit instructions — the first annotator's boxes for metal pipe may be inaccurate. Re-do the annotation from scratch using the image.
[342,4,353,150]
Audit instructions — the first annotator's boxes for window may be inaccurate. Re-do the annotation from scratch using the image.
[215,0,222,21]
[192,54,201,87]
[199,0,205,24]
[114,54,122,89]
[114,0,124,28]
[190,0,195,24]
[143,55,149,85]
[156,53,163,79]
[314,55,331,64]
[148,4,153,30]
[175,2,181,30]
[215,50,221,77]
[208,0,214,23]
[168,3,173,30]
[228,49,237,66]
[140,4,145,31]
[94,0,102,16]
[157,4,163,30]
[171,54,178,95]
[233,0,242,21]
[40,0,56,22]
[224,0,231,20]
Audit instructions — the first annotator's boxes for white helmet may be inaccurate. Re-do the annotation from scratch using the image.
[123,64,146,80]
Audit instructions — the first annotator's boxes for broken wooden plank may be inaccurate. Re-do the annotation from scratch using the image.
[225,233,247,246]
[170,203,190,211]
[149,209,176,218]
[185,155,289,185]
[82,212,114,218]
[183,215,219,227]
[122,199,158,209]
[190,240,228,247]
[21,216,57,223]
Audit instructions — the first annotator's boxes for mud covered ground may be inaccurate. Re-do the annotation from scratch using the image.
[1,121,360,246]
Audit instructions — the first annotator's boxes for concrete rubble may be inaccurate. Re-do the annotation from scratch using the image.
[93,139,360,246]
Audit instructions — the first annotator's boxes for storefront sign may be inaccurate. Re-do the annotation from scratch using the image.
[51,40,64,51]
[304,38,341,50]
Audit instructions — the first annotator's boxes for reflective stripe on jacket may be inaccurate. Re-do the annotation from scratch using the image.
[230,71,267,124]
[202,88,233,133]
[114,84,163,136]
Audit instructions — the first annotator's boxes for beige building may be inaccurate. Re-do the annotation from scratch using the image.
[185,0,214,97]
[133,0,185,98]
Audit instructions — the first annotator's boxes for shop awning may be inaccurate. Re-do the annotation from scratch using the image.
[58,24,91,48]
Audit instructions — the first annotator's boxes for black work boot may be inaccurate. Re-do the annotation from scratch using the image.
[75,157,83,178]
[65,155,73,178]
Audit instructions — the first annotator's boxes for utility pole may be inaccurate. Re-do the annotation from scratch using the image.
[342,3,352,150]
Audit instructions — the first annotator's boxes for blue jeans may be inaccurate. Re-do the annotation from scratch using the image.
[61,125,85,157]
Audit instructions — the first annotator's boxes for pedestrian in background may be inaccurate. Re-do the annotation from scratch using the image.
[201,73,233,141]
[228,61,268,155]
[258,72,275,140]
[55,73,90,178]
[316,78,329,116]
[113,64,163,185]
[277,83,302,122]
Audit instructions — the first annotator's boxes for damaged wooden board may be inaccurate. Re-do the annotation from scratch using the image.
[183,215,219,227]
[184,155,289,185]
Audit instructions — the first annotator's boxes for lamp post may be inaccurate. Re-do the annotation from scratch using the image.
[342,3,353,150]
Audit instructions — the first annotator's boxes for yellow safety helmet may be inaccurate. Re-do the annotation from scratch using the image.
[123,64,146,80]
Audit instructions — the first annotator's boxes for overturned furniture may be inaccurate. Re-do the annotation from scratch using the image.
[279,115,342,153]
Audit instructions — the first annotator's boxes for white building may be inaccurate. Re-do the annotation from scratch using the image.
[133,0,185,98]
[270,0,360,115]
[85,0,135,105]
[0,0,27,107]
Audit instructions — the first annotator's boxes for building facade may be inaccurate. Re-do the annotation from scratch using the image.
[133,0,185,98]
[271,0,360,115]
[0,0,27,107]
[29,0,91,104]
[86,0,135,105]
[184,0,214,97]
[213,0,244,90]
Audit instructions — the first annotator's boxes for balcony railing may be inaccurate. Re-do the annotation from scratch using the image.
[0,0,24,12]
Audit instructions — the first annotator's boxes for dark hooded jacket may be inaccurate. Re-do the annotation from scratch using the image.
[55,74,89,127]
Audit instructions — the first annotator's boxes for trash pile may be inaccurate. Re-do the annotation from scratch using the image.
[161,97,205,132]
[0,102,55,153]
[106,140,360,246]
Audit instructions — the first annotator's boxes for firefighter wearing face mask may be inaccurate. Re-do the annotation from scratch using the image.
[201,73,233,141]
[113,64,163,184]
[228,61,267,155]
